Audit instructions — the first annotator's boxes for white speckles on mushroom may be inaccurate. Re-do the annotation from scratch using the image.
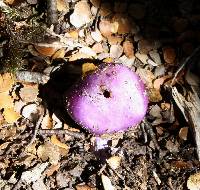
[64,63,148,135]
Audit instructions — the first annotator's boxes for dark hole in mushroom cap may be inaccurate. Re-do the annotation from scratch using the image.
[103,89,111,98]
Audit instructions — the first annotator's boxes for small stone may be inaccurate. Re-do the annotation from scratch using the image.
[149,50,162,65]
[128,3,145,19]
[70,0,92,28]
[110,44,123,59]
[163,47,176,64]
[123,41,134,58]
[91,29,103,42]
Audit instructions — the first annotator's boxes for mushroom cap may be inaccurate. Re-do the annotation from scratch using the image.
[65,63,148,135]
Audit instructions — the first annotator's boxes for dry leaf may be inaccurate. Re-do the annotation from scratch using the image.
[179,127,188,141]
[79,46,96,57]
[103,57,113,63]
[0,73,14,93]
[82,63,97,77]
[123,41,134,58]
[99,19,112,37]
[107,35,123,45]
[76,184,93,190]
[171,160,193,169]
[91,29,103,42]
[92,43,104,54]
[101,174,115,190]
[21,163,48,184]
[37,141,60,165]
[148,88,162,102]
[19,83,39,103]
[0,112,5,126]
[51,135,69,151]
[3,107,21,123]
[187,172,200,190]
[0,92,13,109]
[110,22,119,34]
[69,52,91,61]
[68,30,79,39]
[107,156,121,170]
[136,68,155,88]
[112,14,131,34]
[135,52,148,65]
[56,0,69,12]
[4,0,18,5]
[163,47,176,64]
[70,0,92,28]
[110,44,123,59]
[153,76,168,90]
[44,164,60,177]
[0,126,16,140]
[41,112,53,129]
[34,45,58,57]
[52,48,65,59]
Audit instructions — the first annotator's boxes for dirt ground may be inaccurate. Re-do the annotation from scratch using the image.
[0,0,200,189]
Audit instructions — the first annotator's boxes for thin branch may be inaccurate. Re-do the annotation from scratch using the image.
[171,46,200,86]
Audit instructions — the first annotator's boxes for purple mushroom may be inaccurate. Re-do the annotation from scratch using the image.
[64,63,148,135]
